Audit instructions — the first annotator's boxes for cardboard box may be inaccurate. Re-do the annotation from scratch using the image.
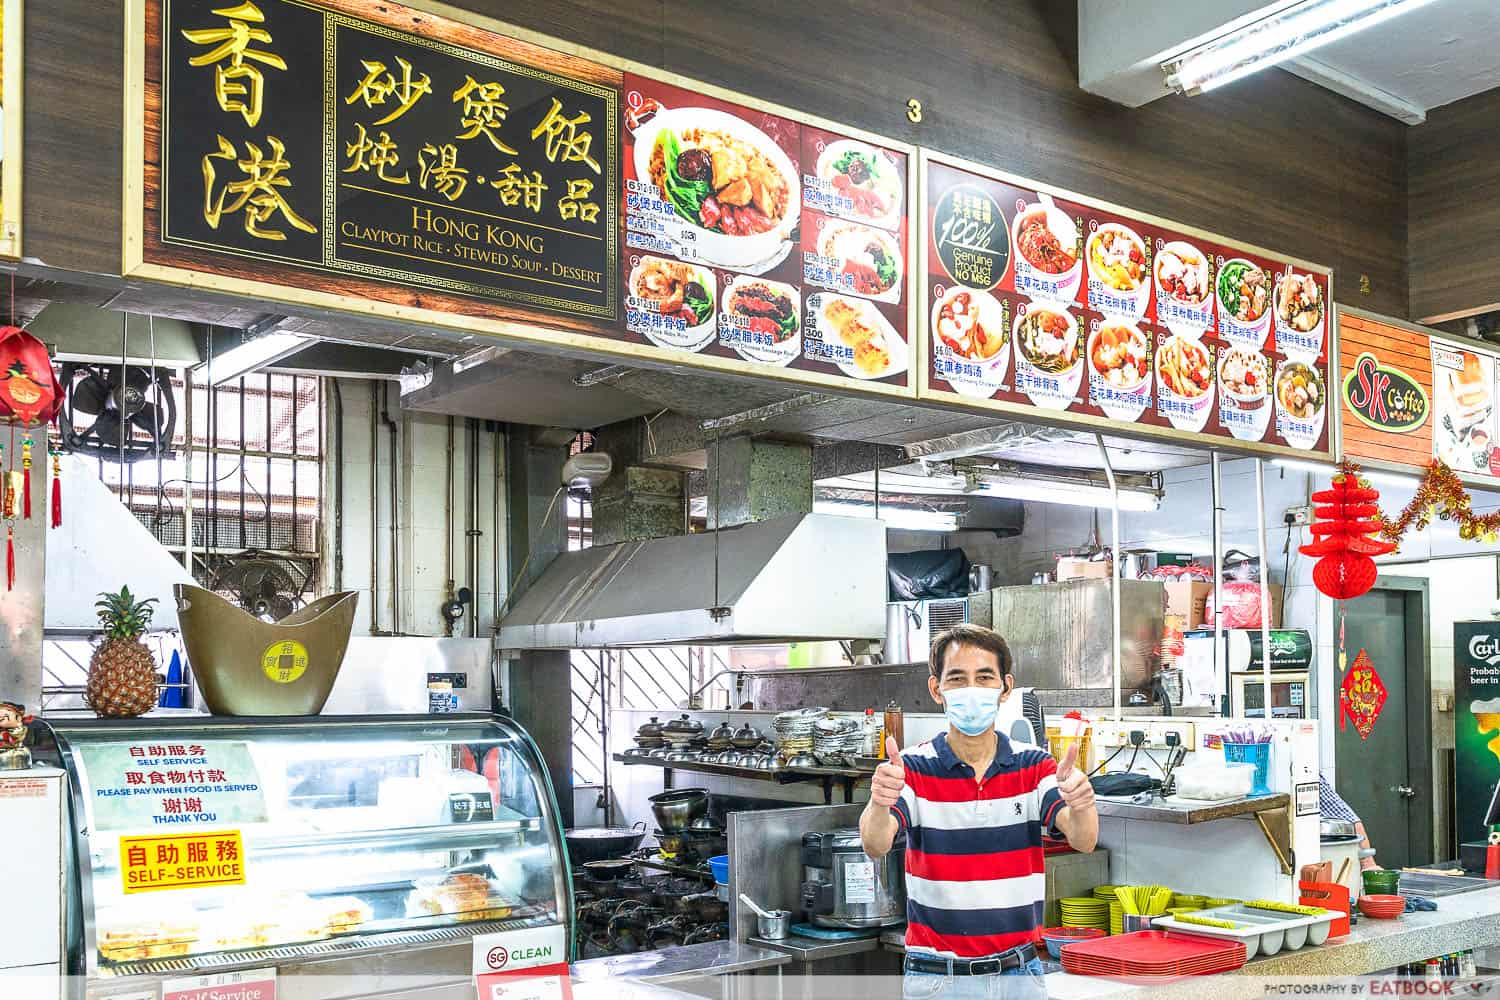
[1056,557,1112,581]
[1163,581,1214,628]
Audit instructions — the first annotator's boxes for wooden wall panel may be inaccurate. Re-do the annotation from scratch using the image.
[1409,88,1500,324]
[1338,312,1433,470]
[22,0,1409,319]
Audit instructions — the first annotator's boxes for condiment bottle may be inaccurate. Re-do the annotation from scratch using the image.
[883,701,904,755]
[863,708,880,757]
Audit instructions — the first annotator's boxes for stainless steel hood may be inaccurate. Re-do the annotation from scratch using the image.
[496,513,886,649]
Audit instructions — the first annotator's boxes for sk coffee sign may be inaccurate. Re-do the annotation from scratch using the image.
[155,0,618,319]
[1342,352,1428,433]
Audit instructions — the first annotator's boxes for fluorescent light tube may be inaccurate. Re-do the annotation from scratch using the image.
[1164,0,1442,95]
[813,501,960,533]
[203,332,310,385]
[976,477,1160,512]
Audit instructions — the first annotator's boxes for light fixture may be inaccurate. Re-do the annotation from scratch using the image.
[973,476,1161,512]
[813,500,960,533]
[202,331,310,386]
[1163,0,1442,95]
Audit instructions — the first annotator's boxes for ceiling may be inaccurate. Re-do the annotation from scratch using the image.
[1285,0,1500,124]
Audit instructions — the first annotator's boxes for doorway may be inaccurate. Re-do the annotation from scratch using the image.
[1335,576,1433,869]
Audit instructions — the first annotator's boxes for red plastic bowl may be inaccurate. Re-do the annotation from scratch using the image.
[1042,926,1107,960]
[1358,894,1405,919]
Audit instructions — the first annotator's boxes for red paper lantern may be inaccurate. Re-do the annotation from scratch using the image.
[0,326,62,425]
[1312,551,1379,601]
[1300,466,1396,600]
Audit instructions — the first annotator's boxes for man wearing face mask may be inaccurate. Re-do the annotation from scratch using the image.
[861,624,1098,999]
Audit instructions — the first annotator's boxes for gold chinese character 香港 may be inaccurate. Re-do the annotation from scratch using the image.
[344,56,432,126]
[180,1,288,128]
[452,76,518,154]
[418,143,469,201]
[490,165,547,213]
[201,134,317,241]
[558,178,599,223]
[344,123,411,185]
[530,97,600,174]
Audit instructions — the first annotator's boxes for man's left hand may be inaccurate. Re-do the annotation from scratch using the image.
[1056,743,1095,812]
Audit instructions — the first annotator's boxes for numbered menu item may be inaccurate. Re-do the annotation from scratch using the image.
[622,73,910,388]
[922,154,1331,456]
[1432,346,1496,475]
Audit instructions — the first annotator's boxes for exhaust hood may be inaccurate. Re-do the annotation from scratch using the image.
[496,513,886,650]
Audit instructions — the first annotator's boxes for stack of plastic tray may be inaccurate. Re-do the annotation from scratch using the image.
[1059,930,1247,982]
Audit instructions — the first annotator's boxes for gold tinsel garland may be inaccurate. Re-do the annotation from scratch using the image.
[1373,460,1500,546]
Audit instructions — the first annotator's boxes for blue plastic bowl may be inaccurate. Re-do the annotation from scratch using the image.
[708,854,730,885]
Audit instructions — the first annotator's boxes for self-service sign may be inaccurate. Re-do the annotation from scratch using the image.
[163,968,275,1000]
[473,924,570,1000]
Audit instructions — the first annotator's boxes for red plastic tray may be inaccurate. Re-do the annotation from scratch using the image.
[1060,930,1247,982]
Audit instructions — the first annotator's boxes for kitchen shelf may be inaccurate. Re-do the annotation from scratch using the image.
[1095,792,1294,875]
[1093,792,1289,824]
[612,753,869,804]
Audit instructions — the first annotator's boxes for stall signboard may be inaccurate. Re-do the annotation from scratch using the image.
[1431,341,1500,476]
[120,829,247,894]
[163,968,275,1000]
[78,741,268,832]
[0,1,20,259]
[919,151,1332,457]
[149,0,616,319]
[619,72,914,392]
[1337,311,1434,471]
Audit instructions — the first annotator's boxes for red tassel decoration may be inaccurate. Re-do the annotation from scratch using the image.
[8,525,16,592]
[50,457,61,528]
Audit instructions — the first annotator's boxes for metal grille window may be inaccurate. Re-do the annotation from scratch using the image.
[99,371,323,596]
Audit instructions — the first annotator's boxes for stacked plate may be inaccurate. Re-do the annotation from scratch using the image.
[1058,897,1109,931]
[774,708,825,756]
[813,717,862,765]
[1059,930,1247,982]
[1092,885,1122,935]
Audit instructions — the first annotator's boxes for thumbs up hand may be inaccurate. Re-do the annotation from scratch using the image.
[871,736,906,809]
[1056,742,1094,812]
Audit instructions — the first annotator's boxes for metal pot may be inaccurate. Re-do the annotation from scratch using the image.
[757,909,792,940]
[662,714,703,737]
[649,787,709,831]
[582,858,637,882]
[565,822,647,864]
[689,814,721,831]
[637,716,665,739]
[709,720,736,743]
[1320,818,1359,842]
[732,723,763,749]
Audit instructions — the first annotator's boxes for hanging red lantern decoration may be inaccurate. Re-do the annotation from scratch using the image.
[0,326,62,425]
[1299,463,1396,601]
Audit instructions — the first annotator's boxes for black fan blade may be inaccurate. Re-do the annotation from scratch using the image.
[71,373,112,416]
[90,411,125,448]
[125,366,154,393]
[268,596,296,621]
[130,402,162,435]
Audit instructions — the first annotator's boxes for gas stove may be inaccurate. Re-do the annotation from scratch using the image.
[572,860,727,958]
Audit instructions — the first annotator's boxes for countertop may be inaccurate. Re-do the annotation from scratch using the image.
[572,940,790,982]
[880,882,1500,999]
[748,932,882,962]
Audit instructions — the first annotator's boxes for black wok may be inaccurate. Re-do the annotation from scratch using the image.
[565,821,647,864]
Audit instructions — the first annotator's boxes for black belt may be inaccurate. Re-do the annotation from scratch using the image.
[906,944,1038,976]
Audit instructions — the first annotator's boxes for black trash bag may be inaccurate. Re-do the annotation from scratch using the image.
[888,549,971,601]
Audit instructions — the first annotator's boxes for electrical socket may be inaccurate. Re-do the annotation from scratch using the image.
[1284,505,1312,527]
[1149,721,1195,749]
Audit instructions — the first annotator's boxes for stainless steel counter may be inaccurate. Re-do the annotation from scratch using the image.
[748,933,881,963]
[572,941,791,983]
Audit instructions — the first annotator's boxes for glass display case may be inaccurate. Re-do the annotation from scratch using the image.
[37,714,571,986]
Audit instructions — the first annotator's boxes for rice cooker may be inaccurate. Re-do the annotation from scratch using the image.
[800,828,906,929]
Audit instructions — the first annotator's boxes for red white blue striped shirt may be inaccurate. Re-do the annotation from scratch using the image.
[890,732,1064,959]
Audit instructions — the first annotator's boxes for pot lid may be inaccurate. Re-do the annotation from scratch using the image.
[638,716,665,736]
[663,714,703,734]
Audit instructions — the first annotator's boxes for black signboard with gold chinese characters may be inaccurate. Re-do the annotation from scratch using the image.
[157,0,617,319]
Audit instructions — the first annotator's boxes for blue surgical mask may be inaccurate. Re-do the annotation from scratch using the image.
[942,686,1002,737]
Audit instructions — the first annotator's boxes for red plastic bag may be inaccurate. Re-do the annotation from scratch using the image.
[1205,580,1271,629]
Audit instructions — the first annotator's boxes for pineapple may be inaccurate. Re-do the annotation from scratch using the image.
[85,587,161,718]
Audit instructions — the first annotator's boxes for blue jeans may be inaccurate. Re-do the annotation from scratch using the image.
[902,954,1047,1000]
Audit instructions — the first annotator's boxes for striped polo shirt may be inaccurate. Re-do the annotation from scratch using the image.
[890,732,1064,959]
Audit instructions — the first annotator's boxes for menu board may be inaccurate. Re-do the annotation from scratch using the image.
[921,154,1332,456]
[621,72,912,389]
[1431,341,1500,476]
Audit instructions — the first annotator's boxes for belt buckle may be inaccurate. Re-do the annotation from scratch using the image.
[968,958,1001,976]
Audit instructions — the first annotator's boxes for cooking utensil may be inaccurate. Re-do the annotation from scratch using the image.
[756,909,792,940]
[739,893,772,918]
[565,822,647,864]
[1334,858,1352,886]
[649,787,709,831]
[582,859,636,881]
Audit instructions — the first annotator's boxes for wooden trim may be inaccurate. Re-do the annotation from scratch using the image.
[0,0,22,259]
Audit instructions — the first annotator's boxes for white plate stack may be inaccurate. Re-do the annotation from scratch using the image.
[773,708,824,757]
[813,717,862,765]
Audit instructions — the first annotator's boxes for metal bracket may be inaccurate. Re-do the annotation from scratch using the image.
[1253,805,1295,876]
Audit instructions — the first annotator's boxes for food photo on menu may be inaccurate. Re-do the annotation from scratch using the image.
[1433,347,1496,474]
